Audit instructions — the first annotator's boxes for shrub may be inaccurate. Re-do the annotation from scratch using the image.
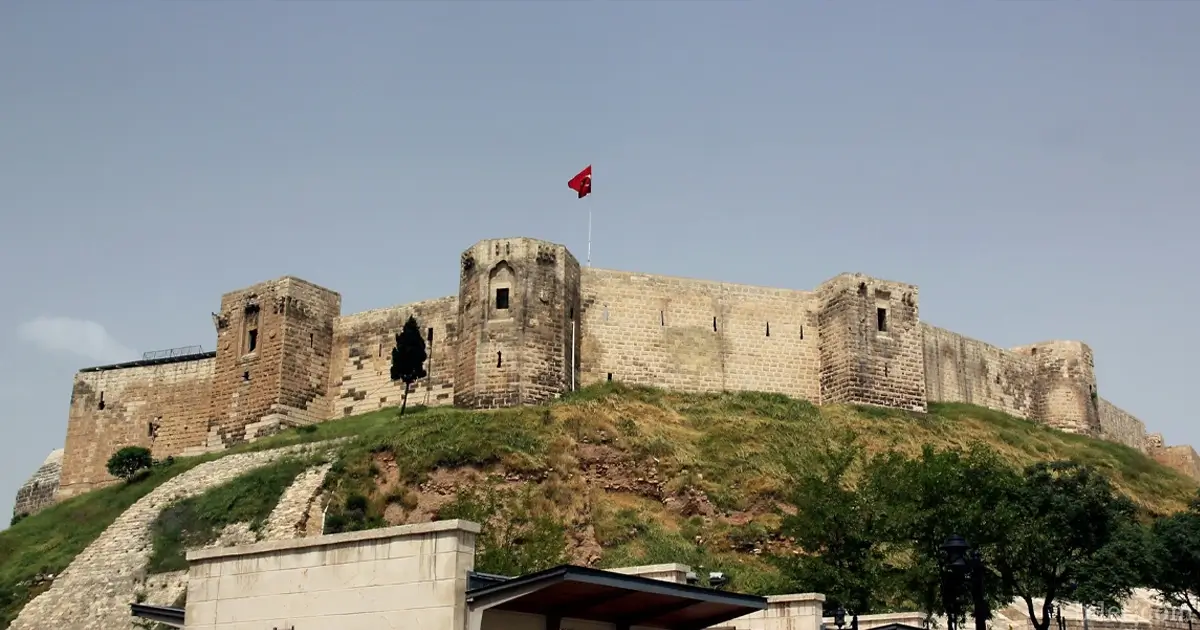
[107,447,154,482]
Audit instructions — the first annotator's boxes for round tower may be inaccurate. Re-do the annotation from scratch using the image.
[1013,340,1100,436]
[453,237,581,409]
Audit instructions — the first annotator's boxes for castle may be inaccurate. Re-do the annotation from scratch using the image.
[12,236,1200,518]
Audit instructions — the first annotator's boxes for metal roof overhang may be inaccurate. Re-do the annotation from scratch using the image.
[465,565,768,630]
[130,603,186,628]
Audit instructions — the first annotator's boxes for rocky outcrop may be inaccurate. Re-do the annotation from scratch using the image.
[12,449,64,519]
[8,443,330,630]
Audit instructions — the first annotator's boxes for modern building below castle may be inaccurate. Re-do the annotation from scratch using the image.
[13,236,1200,518]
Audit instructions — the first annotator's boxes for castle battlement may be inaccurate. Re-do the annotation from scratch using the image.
[14,236,1197,517]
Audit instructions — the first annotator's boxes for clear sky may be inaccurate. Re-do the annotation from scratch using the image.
[1,1,1197,523]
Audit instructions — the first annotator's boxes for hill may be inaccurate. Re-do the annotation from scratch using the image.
[1,383,1195,626]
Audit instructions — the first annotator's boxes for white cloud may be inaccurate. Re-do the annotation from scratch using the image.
[16,316,138,364]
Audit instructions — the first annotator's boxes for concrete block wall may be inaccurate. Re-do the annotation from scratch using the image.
[719,593,826,630]
[183,519,479,629]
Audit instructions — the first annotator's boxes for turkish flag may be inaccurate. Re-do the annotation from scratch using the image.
[568,165,592,199]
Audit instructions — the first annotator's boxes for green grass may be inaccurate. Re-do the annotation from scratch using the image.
[0,455,222,628]
[145,456,317,574]
[2,382,1196,626]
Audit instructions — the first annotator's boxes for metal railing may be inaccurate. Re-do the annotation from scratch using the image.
[141,345,206,361]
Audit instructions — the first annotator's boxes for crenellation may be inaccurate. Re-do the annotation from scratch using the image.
[29,235,1198,511]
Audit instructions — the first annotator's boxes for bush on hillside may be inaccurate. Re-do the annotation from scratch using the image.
[106,446,154,482]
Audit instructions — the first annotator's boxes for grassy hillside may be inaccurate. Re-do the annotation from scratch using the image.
[1,383,1195,625]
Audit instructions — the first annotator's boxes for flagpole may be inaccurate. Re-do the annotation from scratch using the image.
[587,205,592,267]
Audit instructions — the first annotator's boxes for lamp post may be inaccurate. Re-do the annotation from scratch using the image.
[833,605,859,630]
[940,535,990,630]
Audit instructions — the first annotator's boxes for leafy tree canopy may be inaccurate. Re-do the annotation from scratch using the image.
[106,446,153,482]
[778,440,1147,630]
[988,461,1145,630]
[1145,491,1200,617]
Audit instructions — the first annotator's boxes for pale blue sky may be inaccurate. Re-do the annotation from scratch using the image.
[1,1,1198,522]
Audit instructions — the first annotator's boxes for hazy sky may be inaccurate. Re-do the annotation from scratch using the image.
[1,1,1197,523]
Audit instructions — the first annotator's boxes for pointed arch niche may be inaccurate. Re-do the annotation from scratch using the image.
[488,261,515,320]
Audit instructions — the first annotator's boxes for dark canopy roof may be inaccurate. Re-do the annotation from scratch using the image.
[867,624,926,630]
[466,564,767,630]
[130,603,185,628]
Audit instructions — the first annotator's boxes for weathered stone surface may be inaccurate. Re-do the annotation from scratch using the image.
[9,442,325,630]
[59,357,215,499]
[12,449,62,518]
[34,235,1199,504]
[260,462,332,541]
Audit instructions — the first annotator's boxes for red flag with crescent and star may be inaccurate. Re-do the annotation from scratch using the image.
[568,165,592,199]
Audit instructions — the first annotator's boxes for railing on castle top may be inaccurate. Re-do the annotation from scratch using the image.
[141,345,207,361]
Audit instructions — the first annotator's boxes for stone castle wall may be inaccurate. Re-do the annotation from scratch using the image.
[921,324,1038,419]
[12,449,63,518]
[331,296,459,417]
[58,354,216,499]
[28,236,1196,513]
[579,268,821,401]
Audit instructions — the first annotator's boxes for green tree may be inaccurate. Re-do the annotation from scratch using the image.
[864,444,1021,618]
[776,433,893,614]
[987,461,1144,630]
[390,315,428,417]
[106,446,154,482]
[1144,491,1200,617]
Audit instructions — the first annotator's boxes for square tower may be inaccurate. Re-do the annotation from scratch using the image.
[454,238,581,409]
[207,276,341,447]
[816,273,927,412]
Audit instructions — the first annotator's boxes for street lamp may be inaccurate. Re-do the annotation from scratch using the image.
[939,535,990,630]
[833,605,859,630]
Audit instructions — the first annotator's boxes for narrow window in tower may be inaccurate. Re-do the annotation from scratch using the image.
[766,322,770,337]
[495,288,510,310]
[607,373,613,382]
[247,328,258,353]
[713,317,718,332]
[660,311,665,326]
[876,308,888,333]
[884,364,889,377]
[603,306,609,321]
[427,328,434,342]
[497,351,503,368]
[569,307,574,320]
[309,332,314,348]
[98,392,105,410]
[243,371,250,381]
[800,325,804,340]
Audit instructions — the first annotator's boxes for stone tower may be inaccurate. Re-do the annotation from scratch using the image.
[453,237,582,409]
[207,276,341,447]
[816,273,927,411]
[1013,340,1100,435]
